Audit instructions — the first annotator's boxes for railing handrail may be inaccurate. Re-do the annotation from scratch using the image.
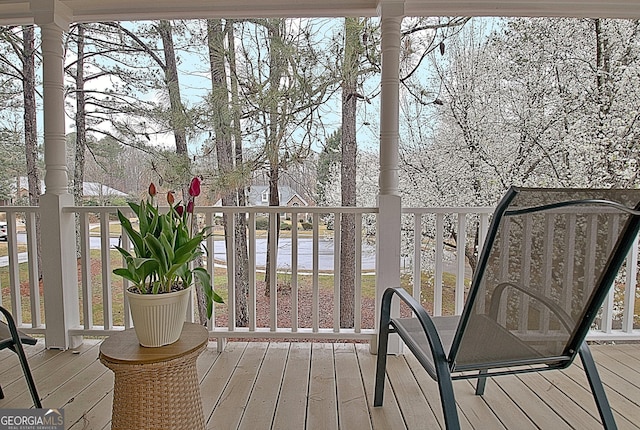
[64,205,380,213]
[403,206,494,214]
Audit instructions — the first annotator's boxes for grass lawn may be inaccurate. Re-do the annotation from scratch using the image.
[0,242,28,258]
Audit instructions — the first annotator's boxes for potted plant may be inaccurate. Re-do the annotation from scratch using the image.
[113,177,223,347]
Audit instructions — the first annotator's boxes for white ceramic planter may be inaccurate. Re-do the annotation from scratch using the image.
[126,286,191,347]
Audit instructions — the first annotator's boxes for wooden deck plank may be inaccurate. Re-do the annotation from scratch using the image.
[611,343,640,358]
[596,344,640,367]
[355,344,408,430]
[199,341,245,426]
[403,352,474,430]
[4,342,101,409]
[562,353,640,427]
[334,343,372,430]
[0,342,45,369]
[196,341,221,379]
[1,340,640,429]
[307,343,338,430]
[589,347,640,429]
[515,370,603,429]
[67,382,114,430]
[592,347,640,392]
[0,346,63,400]
[451,379,506,430]
[460,377,536,430]
[238,342,289,429]
[0,342,98,408]
[272,343,311,430]
[384,353,440,429]
[542,369,639,430]
[537,369,610,425]
[41,358,110,411]
[489,371,567,428]
[63,370,114,429]
[208,342,268,429]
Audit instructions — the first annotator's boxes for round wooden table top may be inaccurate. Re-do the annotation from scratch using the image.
[99,322,208,365]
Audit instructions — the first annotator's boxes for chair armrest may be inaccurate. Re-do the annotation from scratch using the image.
[489,282,574,332]
[380,287,451,378]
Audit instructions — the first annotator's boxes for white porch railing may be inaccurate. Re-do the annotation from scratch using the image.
[0,205,638,344]
[0,206,42,335]
[65,205,381,343]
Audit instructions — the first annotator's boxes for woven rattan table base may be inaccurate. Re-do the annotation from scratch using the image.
[101,343,206,430]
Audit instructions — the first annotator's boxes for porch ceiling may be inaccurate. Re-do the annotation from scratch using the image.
[2,0,640,26]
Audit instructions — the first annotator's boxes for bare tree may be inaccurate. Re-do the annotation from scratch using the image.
[157,20,190,188]
[339,17,361,328]
[233,19,332,296]
[207,18,249,326]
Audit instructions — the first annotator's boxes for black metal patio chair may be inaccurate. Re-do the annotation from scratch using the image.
[374,187,640,430]
[0,306,42,408]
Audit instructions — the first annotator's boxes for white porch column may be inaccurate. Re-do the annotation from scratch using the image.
[32,0,81,349]
[374,1,404,354]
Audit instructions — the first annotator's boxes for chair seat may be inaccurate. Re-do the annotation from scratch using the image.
[394,313,554,375]
[0,321,37,349]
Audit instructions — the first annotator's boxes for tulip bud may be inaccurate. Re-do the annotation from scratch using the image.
[189,177,201,197]
[176,204,184,217]
[148,182,157,197]
[167,191,175,205]
[186,200,194,214]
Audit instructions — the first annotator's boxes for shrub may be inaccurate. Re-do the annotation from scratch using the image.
[301,222,313,230]
[255,216,269,230]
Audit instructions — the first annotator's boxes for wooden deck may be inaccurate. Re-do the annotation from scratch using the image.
[1,340,640,429]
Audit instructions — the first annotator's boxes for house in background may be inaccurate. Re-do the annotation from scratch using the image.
[247,185,308,207]
[80,181,129,205]
[214,184,312,222]
[11,177,128,205]
[250,185,311,222]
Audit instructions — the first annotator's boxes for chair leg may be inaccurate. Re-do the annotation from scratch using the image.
[0,307,41,409]
[434,360,460,429]
[579,342,616,430]
[475,370,488,395]
[374,319,390,406]
[14,340,41,408]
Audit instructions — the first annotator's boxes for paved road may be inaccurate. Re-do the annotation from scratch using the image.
[210,237,377,271]
[0,252,28,267]
[1,234,466,277]
[0,232,120,267]
[0,234,379,271]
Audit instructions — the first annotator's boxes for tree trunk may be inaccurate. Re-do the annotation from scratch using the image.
[227,20,250,327]
[594,19,615,184]
[208,19,248,326]
[22,25,42,278]
[157,20,190,194]
[264,19,284,297]
[74,24,87,257]
[339,18,360,328]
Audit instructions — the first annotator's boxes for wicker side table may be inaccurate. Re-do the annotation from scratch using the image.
[100,322,208,430]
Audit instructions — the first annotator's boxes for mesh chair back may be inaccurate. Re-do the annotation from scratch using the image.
[451,187,640,371]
